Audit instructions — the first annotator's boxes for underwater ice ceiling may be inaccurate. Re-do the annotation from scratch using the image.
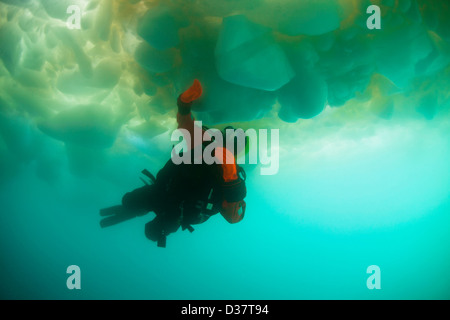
[0,0,449,181]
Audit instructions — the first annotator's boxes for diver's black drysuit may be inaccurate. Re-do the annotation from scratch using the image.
[120,154,226,247]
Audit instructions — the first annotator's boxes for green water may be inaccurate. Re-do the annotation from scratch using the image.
[0,0,449,300]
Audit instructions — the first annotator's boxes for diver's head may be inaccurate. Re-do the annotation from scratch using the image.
[220,199,246,223]
[219,166,247,223]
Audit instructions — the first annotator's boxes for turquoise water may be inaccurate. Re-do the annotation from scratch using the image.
[1,0,449,300]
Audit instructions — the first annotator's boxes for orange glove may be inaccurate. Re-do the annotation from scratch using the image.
[180,79,203,103]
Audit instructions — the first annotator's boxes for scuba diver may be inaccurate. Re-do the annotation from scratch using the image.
[100,80,247,248]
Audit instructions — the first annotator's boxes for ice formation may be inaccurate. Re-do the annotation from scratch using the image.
[0,0,449,181]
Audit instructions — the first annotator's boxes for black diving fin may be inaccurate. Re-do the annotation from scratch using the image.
[99,205,137,228]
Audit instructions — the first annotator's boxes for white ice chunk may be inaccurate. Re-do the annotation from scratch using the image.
[215,15,294,91]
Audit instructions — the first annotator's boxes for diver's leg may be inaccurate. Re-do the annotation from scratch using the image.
[122,184,159,215]
[100,185,161,228]
[145,214,181,247]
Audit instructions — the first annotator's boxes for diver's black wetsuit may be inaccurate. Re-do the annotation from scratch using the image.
[121,156,224,244]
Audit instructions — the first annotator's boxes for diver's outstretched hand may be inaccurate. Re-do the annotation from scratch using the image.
[180,79,202,103]
[99,205,139,228]
[177,79,203,115]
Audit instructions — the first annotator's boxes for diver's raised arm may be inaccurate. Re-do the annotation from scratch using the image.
[176,80,204,152]
[176,79,202,129]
